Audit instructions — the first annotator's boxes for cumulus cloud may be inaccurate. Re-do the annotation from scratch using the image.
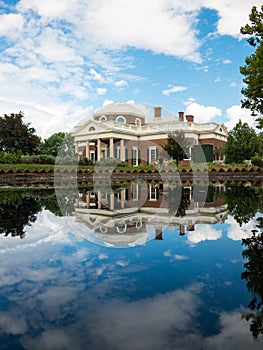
[0,0,260,137]
[224,105,256,130]
[162,86,187,96]
[187,225,223,244]
[184,101,222,123]
[0,13,24,37]
[204,0,263,37]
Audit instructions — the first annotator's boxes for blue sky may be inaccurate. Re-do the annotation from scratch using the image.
[0,0,261,137]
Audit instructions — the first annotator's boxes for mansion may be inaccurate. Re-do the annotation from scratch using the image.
[73,102,228,165]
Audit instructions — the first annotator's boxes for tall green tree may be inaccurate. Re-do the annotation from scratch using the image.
[241,230,263,339]
[0,112,40,154]
[225,120,260,164]
[162,131,189,166]
[39,132,74,157]
[240,5,263,129]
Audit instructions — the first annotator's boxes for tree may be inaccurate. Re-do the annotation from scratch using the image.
[0,112,40,154]
[223,184,263,226]
[162,131,189,166]
[240,5,263,128]
[224,120,260,164]
[241,230,263,339]
[39,132,74,157]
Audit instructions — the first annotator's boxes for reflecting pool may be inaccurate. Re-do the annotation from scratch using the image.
[0,181,263,349]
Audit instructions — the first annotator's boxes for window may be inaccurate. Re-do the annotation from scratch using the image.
[149,147,156,164]
[89,126,95,131]
[135,118,141,126]
[116,116,126,123]
[117,224,127,233]
[149,184,158,201]
[132,183,139,200]
[99,115,107,122]
[132,147,139,166]
[116,147,121,159]
[90,151,95,161]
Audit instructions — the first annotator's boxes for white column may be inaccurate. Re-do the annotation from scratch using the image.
[110,193,115,211]
[110,138,114,158]
[98,191,102,209]
[85,141,90,159]
[120,139,125,161]
[75,142,79,155]
[97,139,101,161]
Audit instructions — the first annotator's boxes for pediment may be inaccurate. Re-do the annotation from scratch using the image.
[74,119,111,136]
[214,124,228,135]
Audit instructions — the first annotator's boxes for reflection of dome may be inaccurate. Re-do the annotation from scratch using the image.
[93,102,145,118]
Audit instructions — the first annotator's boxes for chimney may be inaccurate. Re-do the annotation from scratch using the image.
[179,225,185,236]
[178,111,184,122]
[154,106,162,120]
[186,115,194,123]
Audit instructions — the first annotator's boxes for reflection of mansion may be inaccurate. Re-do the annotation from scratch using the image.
[74,184,228,246]
[73,103,228,165]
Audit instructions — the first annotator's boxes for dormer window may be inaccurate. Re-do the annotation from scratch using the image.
[135,118,141,126]
[89,126,95,131]
[116,116,126,123]
[99,115,107,122]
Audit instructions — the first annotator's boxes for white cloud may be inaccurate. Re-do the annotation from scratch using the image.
[229,82,237,88]
[162,86,187,96]
[114,80,128,87]
[224,105,256,130]
[223,59,232,64]
[203,0,263,37]
[89,68,106,83]
[0,0,260,139]
[103,99,115,106]
[0,13,24,37]
[96,87,107,95]
[185,101,222,123]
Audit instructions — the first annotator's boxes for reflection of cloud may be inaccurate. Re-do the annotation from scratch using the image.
[226,216,258,241]
[0,312,27,335]
[204,311,263,350]
[187,225,222,244]
[164,249,188,261]
[24,329,74,350]
[89,290,199,349]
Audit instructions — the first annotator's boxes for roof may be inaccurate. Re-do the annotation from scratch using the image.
[93,102,146,118]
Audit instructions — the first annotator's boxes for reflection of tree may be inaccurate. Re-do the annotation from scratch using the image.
[224,185,263,226]
[241,228,263,339]
[0,194,41,238]
[165,187,191,217]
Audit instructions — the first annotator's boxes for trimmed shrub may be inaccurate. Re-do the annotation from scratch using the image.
[251,155,263,168]
[0,151,23,164]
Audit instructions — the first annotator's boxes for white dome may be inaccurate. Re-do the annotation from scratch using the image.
[93,102,146,118]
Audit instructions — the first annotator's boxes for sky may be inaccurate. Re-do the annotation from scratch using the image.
[0,0,262,138]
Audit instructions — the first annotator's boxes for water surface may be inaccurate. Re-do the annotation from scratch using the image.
[0,181,262,349]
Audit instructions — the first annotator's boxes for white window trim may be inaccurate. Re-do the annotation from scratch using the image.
[135,118,141,126]
[149,146,157,164]
[117,224,127,233]
[99,115,107,122]
[132,147,139,166]
[132,183,139,200]
[149,184,157,201]
[116,115,126,123]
